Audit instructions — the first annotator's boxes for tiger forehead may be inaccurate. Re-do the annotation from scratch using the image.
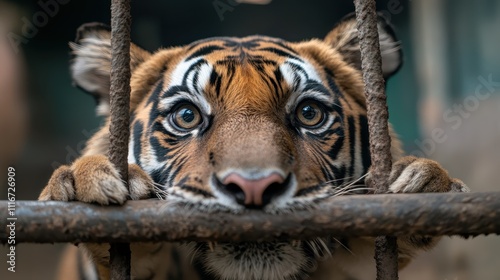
[185,36,299,64]
[171,36,326,111]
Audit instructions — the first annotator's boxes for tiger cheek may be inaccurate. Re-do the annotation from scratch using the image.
[294,144,325,190]
[176,142,214,193]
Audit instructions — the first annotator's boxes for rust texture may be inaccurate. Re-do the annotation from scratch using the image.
[353,0,393,192]
[1,192,499,244]
[109,0,131,185]
[375,236,399,280]
[109,0,132,279]
[353,0,398,279]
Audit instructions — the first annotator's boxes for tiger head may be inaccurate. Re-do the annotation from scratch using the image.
[71,14,402,280]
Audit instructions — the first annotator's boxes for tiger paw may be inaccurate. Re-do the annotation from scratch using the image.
[39,155,153,205]
[383,156,469,194]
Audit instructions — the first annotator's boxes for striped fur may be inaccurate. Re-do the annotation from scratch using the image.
[39,13,468,280]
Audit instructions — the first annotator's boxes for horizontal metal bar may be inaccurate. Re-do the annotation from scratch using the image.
[1,192,499,244]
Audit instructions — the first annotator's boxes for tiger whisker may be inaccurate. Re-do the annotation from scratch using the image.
[321,175,360,184]
[315,238,332,258]
[329,187,372,198]
[331,183,365,192]
[332,237,355,256]
[328,183,370,195]
[330,187,372,197]
[306,240,321,258]
[186,243,201,264]
[338,172,369,186]
[320,172,369,191]
[151,181,166,188]
[152,184,169,200]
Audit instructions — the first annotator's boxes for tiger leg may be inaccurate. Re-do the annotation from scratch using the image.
[39,154,154,279]
[367,156,469,268]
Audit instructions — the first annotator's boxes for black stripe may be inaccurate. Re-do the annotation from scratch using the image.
[359,115,372,174]
[149,136,169,163]
[287,61,310,80]
[295,184,324,197]
[133,121,143,167]
[255,38,300,55]
[150,123,172,162]
[182,59,207,87]
[303,80,330,94]
[326,133,344,160]
[180,185,214,198]
[269,40,299,55]
[186,45,224,61]
[147,80,164,105]
[332,165,346,186]
[177,175,189,187]
[268,74,280,96]
[326,72,366,112]
[150,168,168,186]
[347,116,356,178]
[273,69,285,95]
[161,85,190,100]
[254,66,280,98]
[320,164,334,182]
[163,153,188,189]
[248,58,278,66]
[192,68,201,94]
[224,62,236,93]
[258,47,301,60]
[210,69,222,97]
[325,74,348,102]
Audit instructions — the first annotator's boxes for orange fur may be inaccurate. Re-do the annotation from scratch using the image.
[40,15,468,280]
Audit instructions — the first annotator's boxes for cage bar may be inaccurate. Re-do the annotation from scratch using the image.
[108,0,132,279]
[352,0,399,278]
[1,192,499,244]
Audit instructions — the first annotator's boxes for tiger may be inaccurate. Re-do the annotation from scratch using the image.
[39,13,469,280]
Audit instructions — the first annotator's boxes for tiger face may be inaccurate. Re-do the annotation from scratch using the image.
[70,14,403,280]
[134,36,371,211]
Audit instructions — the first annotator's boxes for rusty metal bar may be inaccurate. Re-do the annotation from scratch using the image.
[353,0,399,279]
[1,192,499,244]
[109,0,132,279]
[354,0,392,193]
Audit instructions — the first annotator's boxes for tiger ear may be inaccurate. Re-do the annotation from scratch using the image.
[69,22,151,116]
[324,13,402,79]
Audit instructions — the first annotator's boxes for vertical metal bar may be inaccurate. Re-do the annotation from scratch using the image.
[109,0,132,279]
[375,236,399,280]
[352,0,399,279]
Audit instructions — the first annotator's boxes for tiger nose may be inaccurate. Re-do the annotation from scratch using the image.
[220,173,289,208]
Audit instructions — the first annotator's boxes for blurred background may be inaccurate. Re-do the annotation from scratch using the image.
[0,0,499,279]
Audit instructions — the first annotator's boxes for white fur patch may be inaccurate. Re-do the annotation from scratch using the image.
[127,136,137,164]
[388,162,426,193]
[159,57,213,115]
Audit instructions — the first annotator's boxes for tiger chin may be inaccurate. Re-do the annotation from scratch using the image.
[40,13,469,280]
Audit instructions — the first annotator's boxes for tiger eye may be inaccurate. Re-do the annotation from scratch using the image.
[173,104,201,130]
[296,101,325,127]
